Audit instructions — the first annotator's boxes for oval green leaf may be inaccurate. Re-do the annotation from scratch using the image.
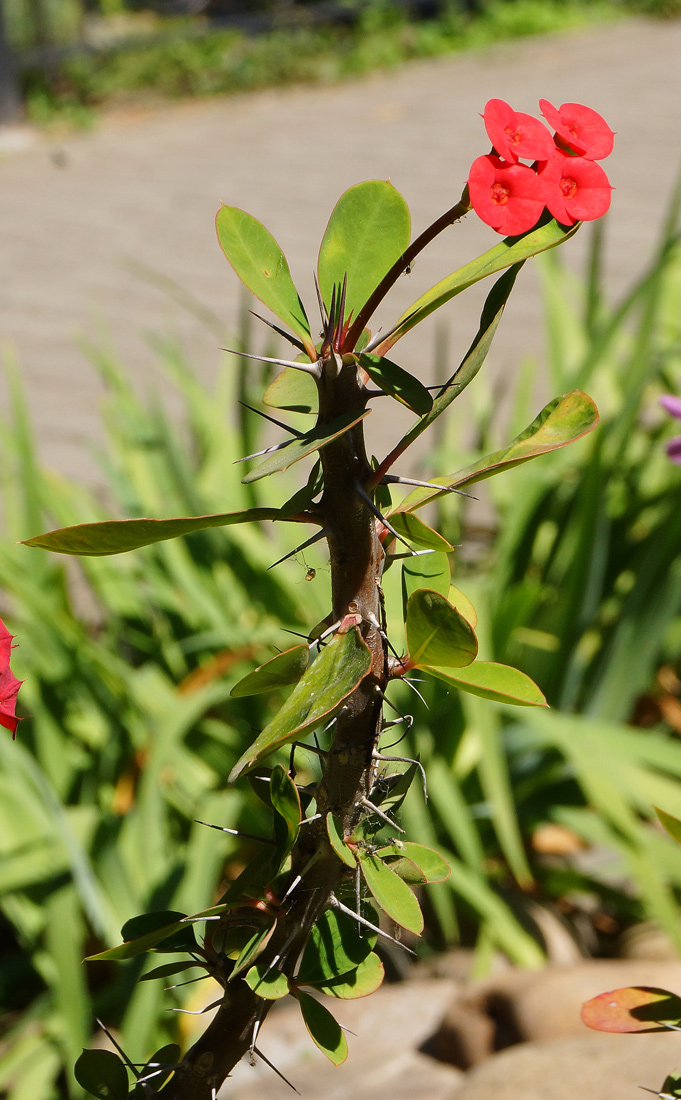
[395,390,599,516]
[308,952,385,1000]
[422,661,547,707]
[359,353,432,416]
[245,963,290,1000]
[359,851,424,934]
[298,991,348,1065]
[263,367,318,414]
[216,205,314,355]
[376,841,451,884]
[448,585,477,628]
[74,1050,129,1100]
[229,626,372,782]
[298,907,376,984]
[390,513,453,552]
[231,645,309,698]
[376,218,579,354]
[406,589,478,669]
[581,986,681,1033]
[140,1045,181,1091]
[22,508,283,556]
[326,812,356,868]
[242,409,370,484]
[401,551,450,607]
[318,180,411,324]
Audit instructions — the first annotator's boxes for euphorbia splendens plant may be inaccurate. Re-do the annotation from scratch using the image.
[24,99,610,1099]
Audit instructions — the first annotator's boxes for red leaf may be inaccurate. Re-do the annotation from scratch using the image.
[0,618,23,738]
[581,986,681,1033]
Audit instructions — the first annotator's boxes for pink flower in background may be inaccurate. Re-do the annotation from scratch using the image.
[539,100,615,161]
[482,99,554,163]
[660,394,681,464]
[0,618,22,738]
[468,155,545,236]
[538,150,612,225]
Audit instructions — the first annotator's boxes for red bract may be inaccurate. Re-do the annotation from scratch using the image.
[482,99,554,164]
[468,155,545,236]
[538,150,612,225]
[0,618,22,738]
[539,99,615,161]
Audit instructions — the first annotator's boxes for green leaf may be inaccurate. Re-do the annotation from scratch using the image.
[406,589,478,669]
[139,1045,181,1091]
[245,963,290,1000]
[358,353,432,416]
[242,409,370,484]
[655,807,681,847]
[358,851,424,934]
[216,205,314,355]
[74,1050,129,1100]
[326,812,356,868]
[230,922,276,979]
[86,907,224,961]
[390,513,453,552]
[229,627,372,781]
[270,764,301,861]
[381,266,522,475]
[318,181,411,323]
[230,646,309,698]
[298,907,376,984]
[263,367,318,415]
[376,842,451,884]
[306,952,384,1000]
[581,986,681,1033]
[376,217,579,352]
[394,390,599,515]
[371,761,418,815]
[401,551,450,607]
[447,585,477,628]
[297,991,348,1065]
[139,960,200,982]
[660,1072,681,1099]
[422,661,547,707]
[22,509,282,556]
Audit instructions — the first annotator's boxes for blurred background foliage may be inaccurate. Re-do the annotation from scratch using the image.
[2,0,674,129]
[2,193,681,1097]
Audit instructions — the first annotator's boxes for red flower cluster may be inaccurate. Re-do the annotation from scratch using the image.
[468,98,614,236]
[0,618,22,738]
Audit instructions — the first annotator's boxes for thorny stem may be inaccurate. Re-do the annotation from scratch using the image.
[341,189,471,354]
[158,356,387,1100]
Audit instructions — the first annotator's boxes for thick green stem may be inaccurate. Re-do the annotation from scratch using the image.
[158,358,387,1100]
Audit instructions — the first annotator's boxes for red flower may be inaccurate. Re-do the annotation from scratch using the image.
[482,99,555,164]
[539,100,615,161]
[538,150,612,225]
[0,618,22,738]
[468,154,545,236]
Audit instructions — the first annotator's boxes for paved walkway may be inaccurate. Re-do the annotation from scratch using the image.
[1,17,681,483]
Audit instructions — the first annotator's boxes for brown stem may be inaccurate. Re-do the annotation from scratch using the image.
[341,190,471,354]
[158,358,387,1100]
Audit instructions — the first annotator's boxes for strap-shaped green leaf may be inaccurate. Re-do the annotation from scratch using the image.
[263,367,318,414]
[393,390,598,516]
[422,661,547,707]
[390,512,453,552]
[230,645,309,698]
[216,204,314,356]
[85,906,227,962]
[304,951,384,1000]
[270,764,301,861]
[318,180,411,322]
[22,508,283,556]
[228,627,372,782]
[406,589,478,669]
[230,922,276,979]
[242,409,370,483]
[359,353,432,416]
[326,812,356,868]
[75,1050,129,1100]
[375,217,578,354]
[297,991,348,1065]
[358,851,423,934]
[139,960,199,982]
